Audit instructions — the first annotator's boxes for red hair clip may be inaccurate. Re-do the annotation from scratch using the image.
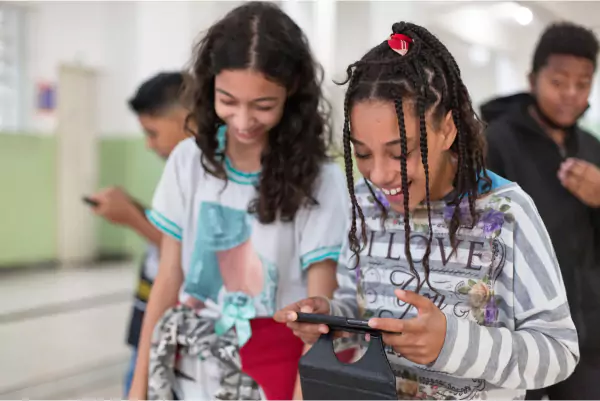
[388,33,412,56]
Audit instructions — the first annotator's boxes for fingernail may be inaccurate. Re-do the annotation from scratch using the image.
[396,289,406,297]
[287,312,296,321]
[368,319,377,328]
[319,325,329,334]
[300,306,313,313]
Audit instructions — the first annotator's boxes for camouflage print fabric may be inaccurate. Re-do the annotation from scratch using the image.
[147,305,262,400]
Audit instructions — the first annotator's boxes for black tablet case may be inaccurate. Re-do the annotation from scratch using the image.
[298,332,398,400]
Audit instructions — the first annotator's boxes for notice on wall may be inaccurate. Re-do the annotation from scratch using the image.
[36,82,56,113]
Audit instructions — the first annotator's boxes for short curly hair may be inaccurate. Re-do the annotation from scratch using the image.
[532,21,599,73]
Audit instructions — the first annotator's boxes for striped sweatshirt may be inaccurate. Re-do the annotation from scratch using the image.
[330,172,579,400]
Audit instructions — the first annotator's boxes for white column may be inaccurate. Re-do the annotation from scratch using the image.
[281,0,314,46]
[313,0,336,83]
[56,64,98,265]
[312,0,338,143]
[99,1,139,135]
[280,0,338,79]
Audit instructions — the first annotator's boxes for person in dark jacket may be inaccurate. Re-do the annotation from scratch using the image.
[481,22,600,400]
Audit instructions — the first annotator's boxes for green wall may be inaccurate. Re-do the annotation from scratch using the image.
[0,133,163,267]
[0,134,58,266]
[0,133,353,268]
[96,137,165,258]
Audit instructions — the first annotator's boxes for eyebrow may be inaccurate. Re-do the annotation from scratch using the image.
[215,88,279,103]
[550,67,592,78]
[350,137,415,147]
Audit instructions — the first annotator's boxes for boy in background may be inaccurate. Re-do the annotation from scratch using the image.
[88,72,188,396]
[482,22,600,400]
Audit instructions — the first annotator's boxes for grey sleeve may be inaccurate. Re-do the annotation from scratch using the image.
[430,191,579,389]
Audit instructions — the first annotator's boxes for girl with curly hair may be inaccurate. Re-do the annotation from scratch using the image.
[128,2,351,400]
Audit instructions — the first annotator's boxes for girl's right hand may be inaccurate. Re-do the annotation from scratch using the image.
[273,297,332,345]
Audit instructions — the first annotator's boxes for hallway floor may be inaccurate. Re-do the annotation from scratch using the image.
[0,262,137,399]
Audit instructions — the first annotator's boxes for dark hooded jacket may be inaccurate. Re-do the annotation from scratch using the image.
[481,92,600,356]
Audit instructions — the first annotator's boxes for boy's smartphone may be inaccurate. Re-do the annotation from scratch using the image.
[296,312,386,335]
[82,196,100,207]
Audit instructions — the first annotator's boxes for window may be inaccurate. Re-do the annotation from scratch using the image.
[0,3,25,131]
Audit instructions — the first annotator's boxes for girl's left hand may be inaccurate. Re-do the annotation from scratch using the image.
[368,289,447,365]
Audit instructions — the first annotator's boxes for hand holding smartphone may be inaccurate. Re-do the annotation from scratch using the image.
[295,312,387,335]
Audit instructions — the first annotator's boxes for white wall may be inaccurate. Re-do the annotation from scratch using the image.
[26,2,109,81]
[23,1,243,136]
[99,1,139,135]
[25,2,109,134]
[19,1,572,137]
[431,2,553,109]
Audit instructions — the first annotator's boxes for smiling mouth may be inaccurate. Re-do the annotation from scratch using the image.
[381,183,411,196]
[236,127,261,135]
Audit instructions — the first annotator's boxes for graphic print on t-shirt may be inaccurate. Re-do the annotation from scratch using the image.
[148,127,350,353]
[185,202,278,324]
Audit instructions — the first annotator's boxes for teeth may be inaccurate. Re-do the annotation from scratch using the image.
[382,187,402,196]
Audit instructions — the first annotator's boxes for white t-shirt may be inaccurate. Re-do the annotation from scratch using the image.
[147,135,349,318]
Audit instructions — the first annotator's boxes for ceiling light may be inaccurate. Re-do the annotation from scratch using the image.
[515,5,533,26]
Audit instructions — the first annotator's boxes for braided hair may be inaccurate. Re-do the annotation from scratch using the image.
[340,22,490,291]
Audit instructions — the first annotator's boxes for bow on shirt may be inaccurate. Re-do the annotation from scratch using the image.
[215,292,256,347]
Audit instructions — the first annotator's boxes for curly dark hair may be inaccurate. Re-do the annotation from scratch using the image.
[184,1,332,224]
[532,21,599,74]
[339,22,490,291]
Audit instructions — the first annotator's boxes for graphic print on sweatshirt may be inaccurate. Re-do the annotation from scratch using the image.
[331,172,576,400]
[359,196,510,399]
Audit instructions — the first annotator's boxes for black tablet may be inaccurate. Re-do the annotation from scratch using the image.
[296,312,386,335]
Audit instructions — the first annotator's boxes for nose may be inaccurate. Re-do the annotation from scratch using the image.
[562,82,579,102]
[232,107,254,132]
[369,157,397,188]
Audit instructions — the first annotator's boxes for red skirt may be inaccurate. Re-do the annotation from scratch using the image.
[240,318,355,400]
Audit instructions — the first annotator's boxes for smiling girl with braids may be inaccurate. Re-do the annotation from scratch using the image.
[276,22,579,399]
